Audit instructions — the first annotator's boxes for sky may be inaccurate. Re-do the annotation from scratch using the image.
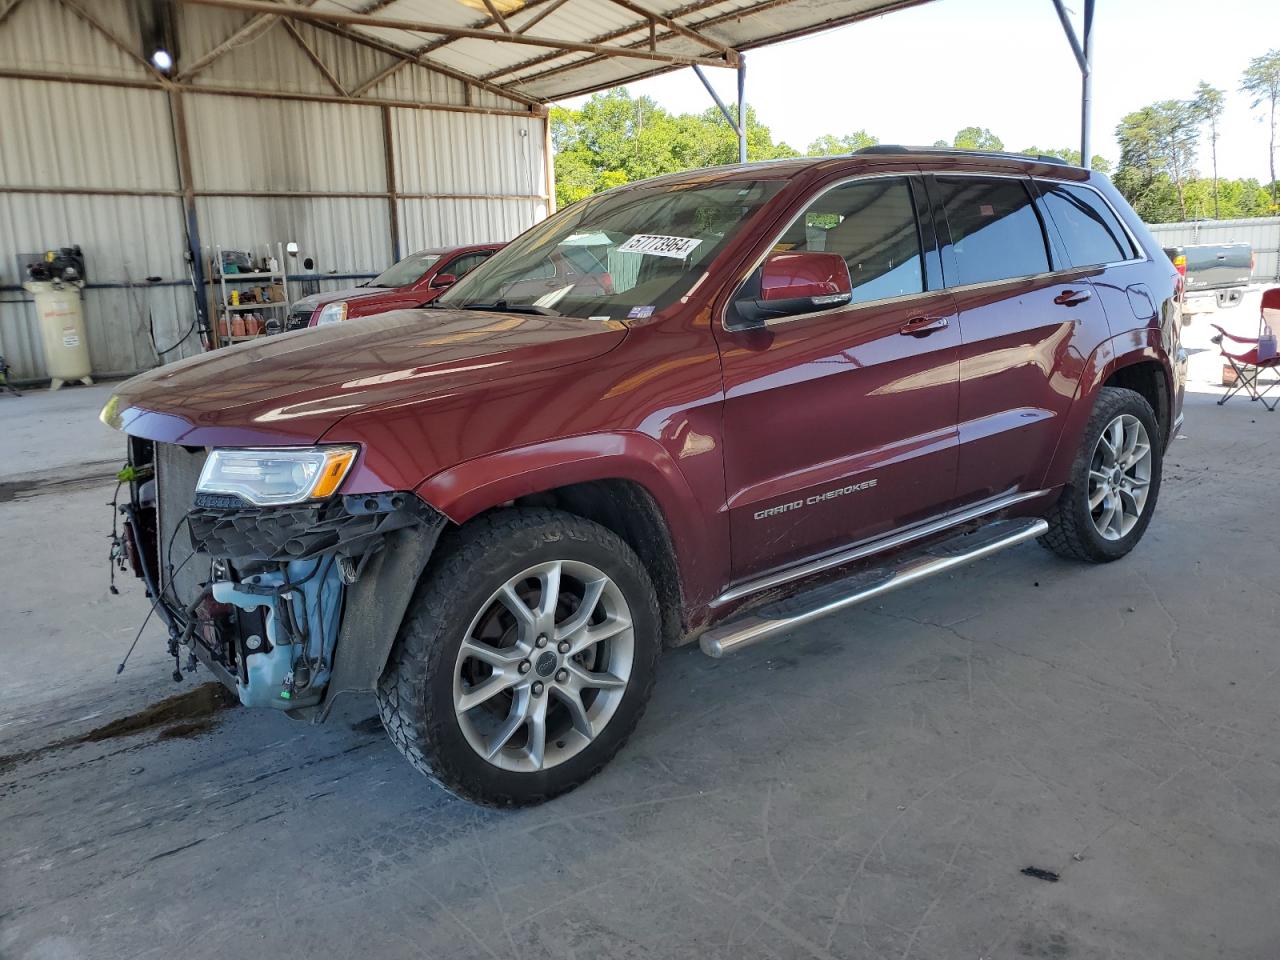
[561,0,1277,181]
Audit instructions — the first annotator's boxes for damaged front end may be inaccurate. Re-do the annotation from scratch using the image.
[113,438,446,720]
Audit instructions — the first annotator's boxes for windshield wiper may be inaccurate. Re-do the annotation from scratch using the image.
[460,299,558,316]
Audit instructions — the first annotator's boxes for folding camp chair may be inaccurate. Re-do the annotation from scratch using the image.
[1211,287,1280,411]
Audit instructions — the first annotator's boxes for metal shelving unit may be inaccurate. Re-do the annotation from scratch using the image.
[211,243,289,349]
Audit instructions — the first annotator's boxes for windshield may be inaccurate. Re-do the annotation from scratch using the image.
[369,252,442,288]
[436,179,785,319]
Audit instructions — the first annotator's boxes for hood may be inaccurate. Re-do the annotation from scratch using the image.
[292,284,393,311]
[106,309,627,446]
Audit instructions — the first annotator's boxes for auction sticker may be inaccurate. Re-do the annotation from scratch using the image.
[617,234,702,259]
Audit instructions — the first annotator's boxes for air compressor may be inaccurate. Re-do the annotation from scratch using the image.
[23,245,92,390]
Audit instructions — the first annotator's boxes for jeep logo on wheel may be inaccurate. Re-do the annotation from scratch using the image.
[535,651,558,677]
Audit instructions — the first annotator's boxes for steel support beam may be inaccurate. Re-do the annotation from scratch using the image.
[381,105,401,262]
[516,0,573,33]
[176,0,320,81]
[176,0,736,69]
[0,0,25,27]
[309,20,543,109]
[353,0,568,96]
[602,0,736,59]
[166,88,210,347]
[737,53,747,163]
[508,0,930,93]
[56,0,170,82]
[1080,0,1094,165]
[0,67,541,118]
[477,0,512,32]
[693,65,739,134]
[1050,0,1094,165]
[282,20,346,96]
[693,58,747,163]
[484,0,732,83]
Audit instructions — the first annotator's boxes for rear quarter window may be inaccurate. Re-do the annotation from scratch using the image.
[1037,181,1137,267]
[937,177,1050,286]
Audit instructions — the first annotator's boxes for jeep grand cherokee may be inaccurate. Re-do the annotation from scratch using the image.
[102,147,1185,806]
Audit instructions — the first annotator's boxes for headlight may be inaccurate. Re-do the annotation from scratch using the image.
[197,446,358,506]
[316,301,347,326]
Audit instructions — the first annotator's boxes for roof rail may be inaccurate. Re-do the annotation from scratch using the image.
[853,145,1070,166]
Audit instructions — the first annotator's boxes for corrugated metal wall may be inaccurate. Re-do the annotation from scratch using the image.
[0,0,549,382]
[1146,217,1280,283]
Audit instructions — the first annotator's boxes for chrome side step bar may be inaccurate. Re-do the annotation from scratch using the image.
[699,517,1048,658]
[715,488,1048,605]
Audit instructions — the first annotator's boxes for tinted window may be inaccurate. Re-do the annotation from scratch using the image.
[1038,182,1136,266]
[445,251,493,278]
[778,178,923,305]
[937,177,1050,285]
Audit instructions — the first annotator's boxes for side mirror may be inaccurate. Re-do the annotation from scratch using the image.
[734,251,852,327]
[430,273,458,289]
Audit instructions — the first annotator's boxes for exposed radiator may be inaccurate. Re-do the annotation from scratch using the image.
[155,443,208,610]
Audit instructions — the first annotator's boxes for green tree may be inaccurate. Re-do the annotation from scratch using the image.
[1192,81,1226,217]
[1115,101,1200,219]
[1184,176,1273,219]
[549,89,798,208]
[806,131,878,156]
[951,126,1004,151]
[1241,49,1280,209]
[1019,146,1111,172]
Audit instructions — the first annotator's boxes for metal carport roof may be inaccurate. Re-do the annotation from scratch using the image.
[179,0,933,102]
[179,0,1097,163]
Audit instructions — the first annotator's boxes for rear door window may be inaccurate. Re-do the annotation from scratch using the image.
[777,177,924,306]
[445,251,493,278]
[936,177,1050,285]
[1037,182,1137,266]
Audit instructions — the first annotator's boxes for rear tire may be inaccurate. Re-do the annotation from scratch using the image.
[377,508,660,807]
[1039,386,1163,563]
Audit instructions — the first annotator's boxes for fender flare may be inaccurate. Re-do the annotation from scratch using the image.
[415,431,717,603]
[1040,328,1174,490]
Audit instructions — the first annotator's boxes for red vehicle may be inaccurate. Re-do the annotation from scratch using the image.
[105,148,1184,806]
[286,243,503,330]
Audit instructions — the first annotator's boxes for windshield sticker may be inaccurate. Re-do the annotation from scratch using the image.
[617,234,702,259]
[627,305,656,319]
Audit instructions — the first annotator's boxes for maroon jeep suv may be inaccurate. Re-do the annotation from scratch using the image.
[285,243,502,330]
[104,148,1184,806]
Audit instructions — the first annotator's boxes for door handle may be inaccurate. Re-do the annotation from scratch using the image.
[899,315,950,336]
[1054,289,1092,307]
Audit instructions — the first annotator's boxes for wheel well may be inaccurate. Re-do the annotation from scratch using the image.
[511,479,685,645]
[1105,362,1169,446]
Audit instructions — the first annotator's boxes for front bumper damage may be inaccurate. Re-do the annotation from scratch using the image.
[115,439,447,721]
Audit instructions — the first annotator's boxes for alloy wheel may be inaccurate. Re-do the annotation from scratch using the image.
[1088,413,1152,541]
[452,560,635,772]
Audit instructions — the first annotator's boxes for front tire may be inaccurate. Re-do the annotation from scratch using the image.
[377,509,660,807]
[1039,386,1163,563]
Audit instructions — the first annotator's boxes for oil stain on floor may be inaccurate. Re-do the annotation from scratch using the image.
[0,681,237,773]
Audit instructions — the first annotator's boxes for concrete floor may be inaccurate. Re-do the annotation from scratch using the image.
[3,321,1280,959]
